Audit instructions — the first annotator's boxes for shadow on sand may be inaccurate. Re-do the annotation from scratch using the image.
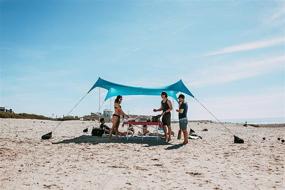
[53,135,170,147]
[165,143,185,150]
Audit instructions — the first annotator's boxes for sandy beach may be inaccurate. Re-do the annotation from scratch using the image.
[0,118,284,190]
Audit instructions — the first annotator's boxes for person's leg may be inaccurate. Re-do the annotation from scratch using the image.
[115,120,120,138]
[110,116,119,139]
[182,129,188,144]
[165,114,171,141]
[181,119,188,144]
[115,126,118,137]
[177,129,181,139]
[161,116,168,141]
[167,126,172,141]
[163,125,168,141]
[109,117,116,139]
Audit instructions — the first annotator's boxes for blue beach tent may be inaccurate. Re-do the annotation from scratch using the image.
[42,77,239,141]
[87,77,194,101]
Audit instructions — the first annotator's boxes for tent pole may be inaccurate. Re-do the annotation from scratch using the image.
[99,88,101,112]
[109,98,112,111]
[171,100,175,121]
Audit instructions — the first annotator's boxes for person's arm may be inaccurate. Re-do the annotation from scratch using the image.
[103,124,110,131]
[153,107,162,112]
[176,104,184,113]
[176,108,184,113]
[119,106,128,118]
[115,103,128,117]
[153,103,163,112]
[121,109,129,118]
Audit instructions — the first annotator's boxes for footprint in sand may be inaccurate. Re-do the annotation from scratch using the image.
[185,171,202,176]
[43,184,58,189]
[134,166,148,171]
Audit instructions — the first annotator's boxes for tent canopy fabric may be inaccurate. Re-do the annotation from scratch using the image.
[88,77,194,101]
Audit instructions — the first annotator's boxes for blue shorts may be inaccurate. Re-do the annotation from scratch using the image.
[179,118,188,130]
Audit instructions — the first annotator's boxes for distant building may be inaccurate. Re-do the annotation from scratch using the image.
[91,112,102,116]
[82,110,112,122]
[83,112,101,121]
[103,109,112,120]
[0,107,5,112]
[0,107,13,113]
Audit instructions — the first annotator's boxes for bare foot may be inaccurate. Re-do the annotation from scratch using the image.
[182,141,188,145]
[168,135,172,142]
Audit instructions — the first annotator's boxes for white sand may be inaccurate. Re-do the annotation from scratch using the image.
[0,118,284,190]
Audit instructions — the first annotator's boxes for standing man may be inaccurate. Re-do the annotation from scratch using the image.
[153,92,173,142]
[176,94,189,145]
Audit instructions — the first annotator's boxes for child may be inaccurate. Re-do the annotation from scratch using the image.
[99,118,111,134]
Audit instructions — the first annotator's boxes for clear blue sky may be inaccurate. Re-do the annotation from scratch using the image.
[1,0,284,122]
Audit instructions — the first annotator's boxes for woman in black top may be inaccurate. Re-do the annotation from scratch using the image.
[153,92,173,142]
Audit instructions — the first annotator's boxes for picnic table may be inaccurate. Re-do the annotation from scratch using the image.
[122,120,163,142]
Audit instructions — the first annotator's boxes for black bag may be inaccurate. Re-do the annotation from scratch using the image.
[91,128,104,137]
[41,132,52,140]
[151,114,161,122]
[234,135,244,144]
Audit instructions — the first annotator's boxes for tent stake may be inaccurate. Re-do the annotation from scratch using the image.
[194,97,244,143]
[41,92,89,140]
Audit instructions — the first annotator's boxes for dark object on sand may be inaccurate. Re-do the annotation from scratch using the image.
[190,128,195,134]
[277,137,281,141]
[202,128,208,132]
[281,139,285,143]
[243,121,247,127]
[151,114,162,122]
[189,134,203,139]
[41,132,52,140]
[248,124,259,127]
[234,135,244,144]
[83,128,88,133]
[91,128,104,137]
[188,129,202,139]
[262,137,266,140]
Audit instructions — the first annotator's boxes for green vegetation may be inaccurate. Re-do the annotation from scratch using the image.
[0,112,50,120]
[0,112,80,121]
